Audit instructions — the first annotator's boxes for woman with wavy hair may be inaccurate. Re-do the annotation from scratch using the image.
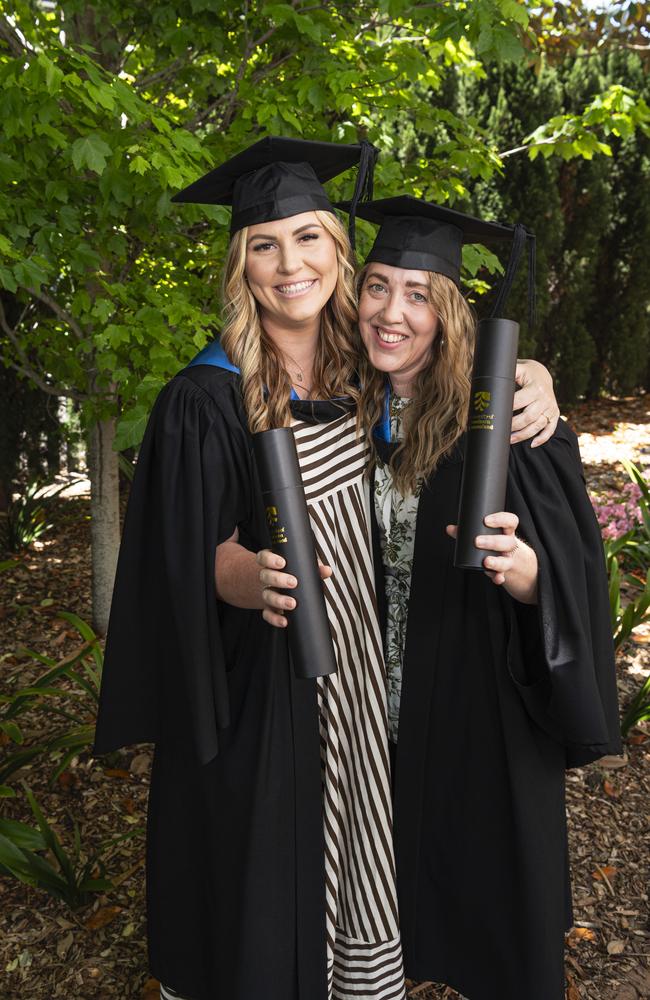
[95,137,560,1000]
[262,195,621,1000]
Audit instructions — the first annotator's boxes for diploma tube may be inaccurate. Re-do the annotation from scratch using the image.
[454,318,519,571]
[253,427,337,679]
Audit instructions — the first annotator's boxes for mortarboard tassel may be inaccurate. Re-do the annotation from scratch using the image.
[491,222,526,321]
[347,140,379,251]
[491,223,536,329]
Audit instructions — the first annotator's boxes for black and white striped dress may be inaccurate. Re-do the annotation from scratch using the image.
[162,408,406,1000]
[293,410,406,1000]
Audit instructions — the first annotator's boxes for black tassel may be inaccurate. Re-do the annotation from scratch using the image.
[348,140,379,251]
[491,223,536,328]
[491,223,526,319]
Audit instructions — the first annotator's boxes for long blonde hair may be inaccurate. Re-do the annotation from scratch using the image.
[357,268,476,495]
[220,210,359,433]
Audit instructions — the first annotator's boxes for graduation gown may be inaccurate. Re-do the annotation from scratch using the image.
[94,365,330,1000]
[374,420,621,1000]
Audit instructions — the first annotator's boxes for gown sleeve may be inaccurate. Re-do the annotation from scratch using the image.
[504,420,623,767]
[93,373,252,765]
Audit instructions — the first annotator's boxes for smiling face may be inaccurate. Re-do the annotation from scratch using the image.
[358,264,440,395]
[244,211,339,332]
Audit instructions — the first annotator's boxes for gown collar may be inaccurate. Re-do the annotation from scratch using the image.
[188,339,301,401]
[373,378,393,444]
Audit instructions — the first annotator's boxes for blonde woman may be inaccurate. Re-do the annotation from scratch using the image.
[95,140,560,1000]
[263,196,621,1000]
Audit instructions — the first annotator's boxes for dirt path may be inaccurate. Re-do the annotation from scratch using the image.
[1,395,648,1000]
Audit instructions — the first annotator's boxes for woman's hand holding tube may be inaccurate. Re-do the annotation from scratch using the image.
[512,359,560,447]
[215,528,269,609]
[446,512,538,605]
[257,549,332,628]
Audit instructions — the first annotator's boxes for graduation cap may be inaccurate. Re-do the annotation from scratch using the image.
[172,135,378,247]
[346,195,536,324]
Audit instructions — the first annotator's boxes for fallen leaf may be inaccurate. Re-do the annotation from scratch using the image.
[568,926,597,945]
[600,754,629,769]
[104,768,131,779]
[56,931,74,959]
[130,752,151,775]
[593,865,618,881]
[122,796,136,815]
[607,938,625,955]
[627,732,648,745]
[566,971,580,1000]
[142,978,160,1000]
[85,905,122,930]
[603,779,620,797]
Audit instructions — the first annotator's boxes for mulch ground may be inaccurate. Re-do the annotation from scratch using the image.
[0,394,648,1000]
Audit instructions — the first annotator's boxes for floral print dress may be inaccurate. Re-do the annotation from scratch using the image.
[373,394,422,743]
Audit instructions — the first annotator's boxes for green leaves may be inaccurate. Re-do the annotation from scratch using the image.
[1,0,646,447]
[71,135,113,175]
[523,86,649,162]
[113,403,155,451]
[0,785,115,908]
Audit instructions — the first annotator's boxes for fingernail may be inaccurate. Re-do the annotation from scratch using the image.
[287,576,297,587]
[286,598,296,610]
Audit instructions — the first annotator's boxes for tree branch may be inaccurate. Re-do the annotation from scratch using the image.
[135,55,188,92]
[0,300,87,402]
[499,137,560,159]
[0,14,32,56]
[28,288,86,341]
[0,356,87,401]
[187,22,282,132]
[249,51,294,86]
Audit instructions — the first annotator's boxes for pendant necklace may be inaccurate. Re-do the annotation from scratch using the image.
[283,349,314,389]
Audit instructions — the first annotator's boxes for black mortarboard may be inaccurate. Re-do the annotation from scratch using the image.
[345,195,536,323]
[172,135,378,246]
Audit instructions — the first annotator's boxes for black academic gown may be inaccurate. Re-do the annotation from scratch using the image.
[373,421,621,1000]
[94,365,332,1000]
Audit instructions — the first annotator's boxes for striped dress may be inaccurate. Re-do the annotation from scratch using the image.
[293,410,406,1000]
[161,407,405,1000]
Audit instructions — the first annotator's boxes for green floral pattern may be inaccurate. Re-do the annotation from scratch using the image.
[374,395,421,743]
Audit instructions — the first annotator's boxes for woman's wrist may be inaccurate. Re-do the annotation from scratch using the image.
[503,539,538,605]
[215,540,265,609]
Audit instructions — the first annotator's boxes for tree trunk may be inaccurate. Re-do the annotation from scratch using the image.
[88,418,120,636]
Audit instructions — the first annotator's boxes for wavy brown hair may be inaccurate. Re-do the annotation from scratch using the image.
[356,267,476,495]
[220,211,359,433]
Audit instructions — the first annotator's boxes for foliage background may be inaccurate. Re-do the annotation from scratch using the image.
[1,0,648,447]
[0,0,647,631]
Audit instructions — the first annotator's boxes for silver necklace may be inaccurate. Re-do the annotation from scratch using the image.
[283,349,313,385]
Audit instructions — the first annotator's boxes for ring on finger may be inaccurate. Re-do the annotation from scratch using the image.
[542,411,552,426]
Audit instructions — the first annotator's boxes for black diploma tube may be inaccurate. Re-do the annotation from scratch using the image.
[454,317,519,571]
[253,427,337,679]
